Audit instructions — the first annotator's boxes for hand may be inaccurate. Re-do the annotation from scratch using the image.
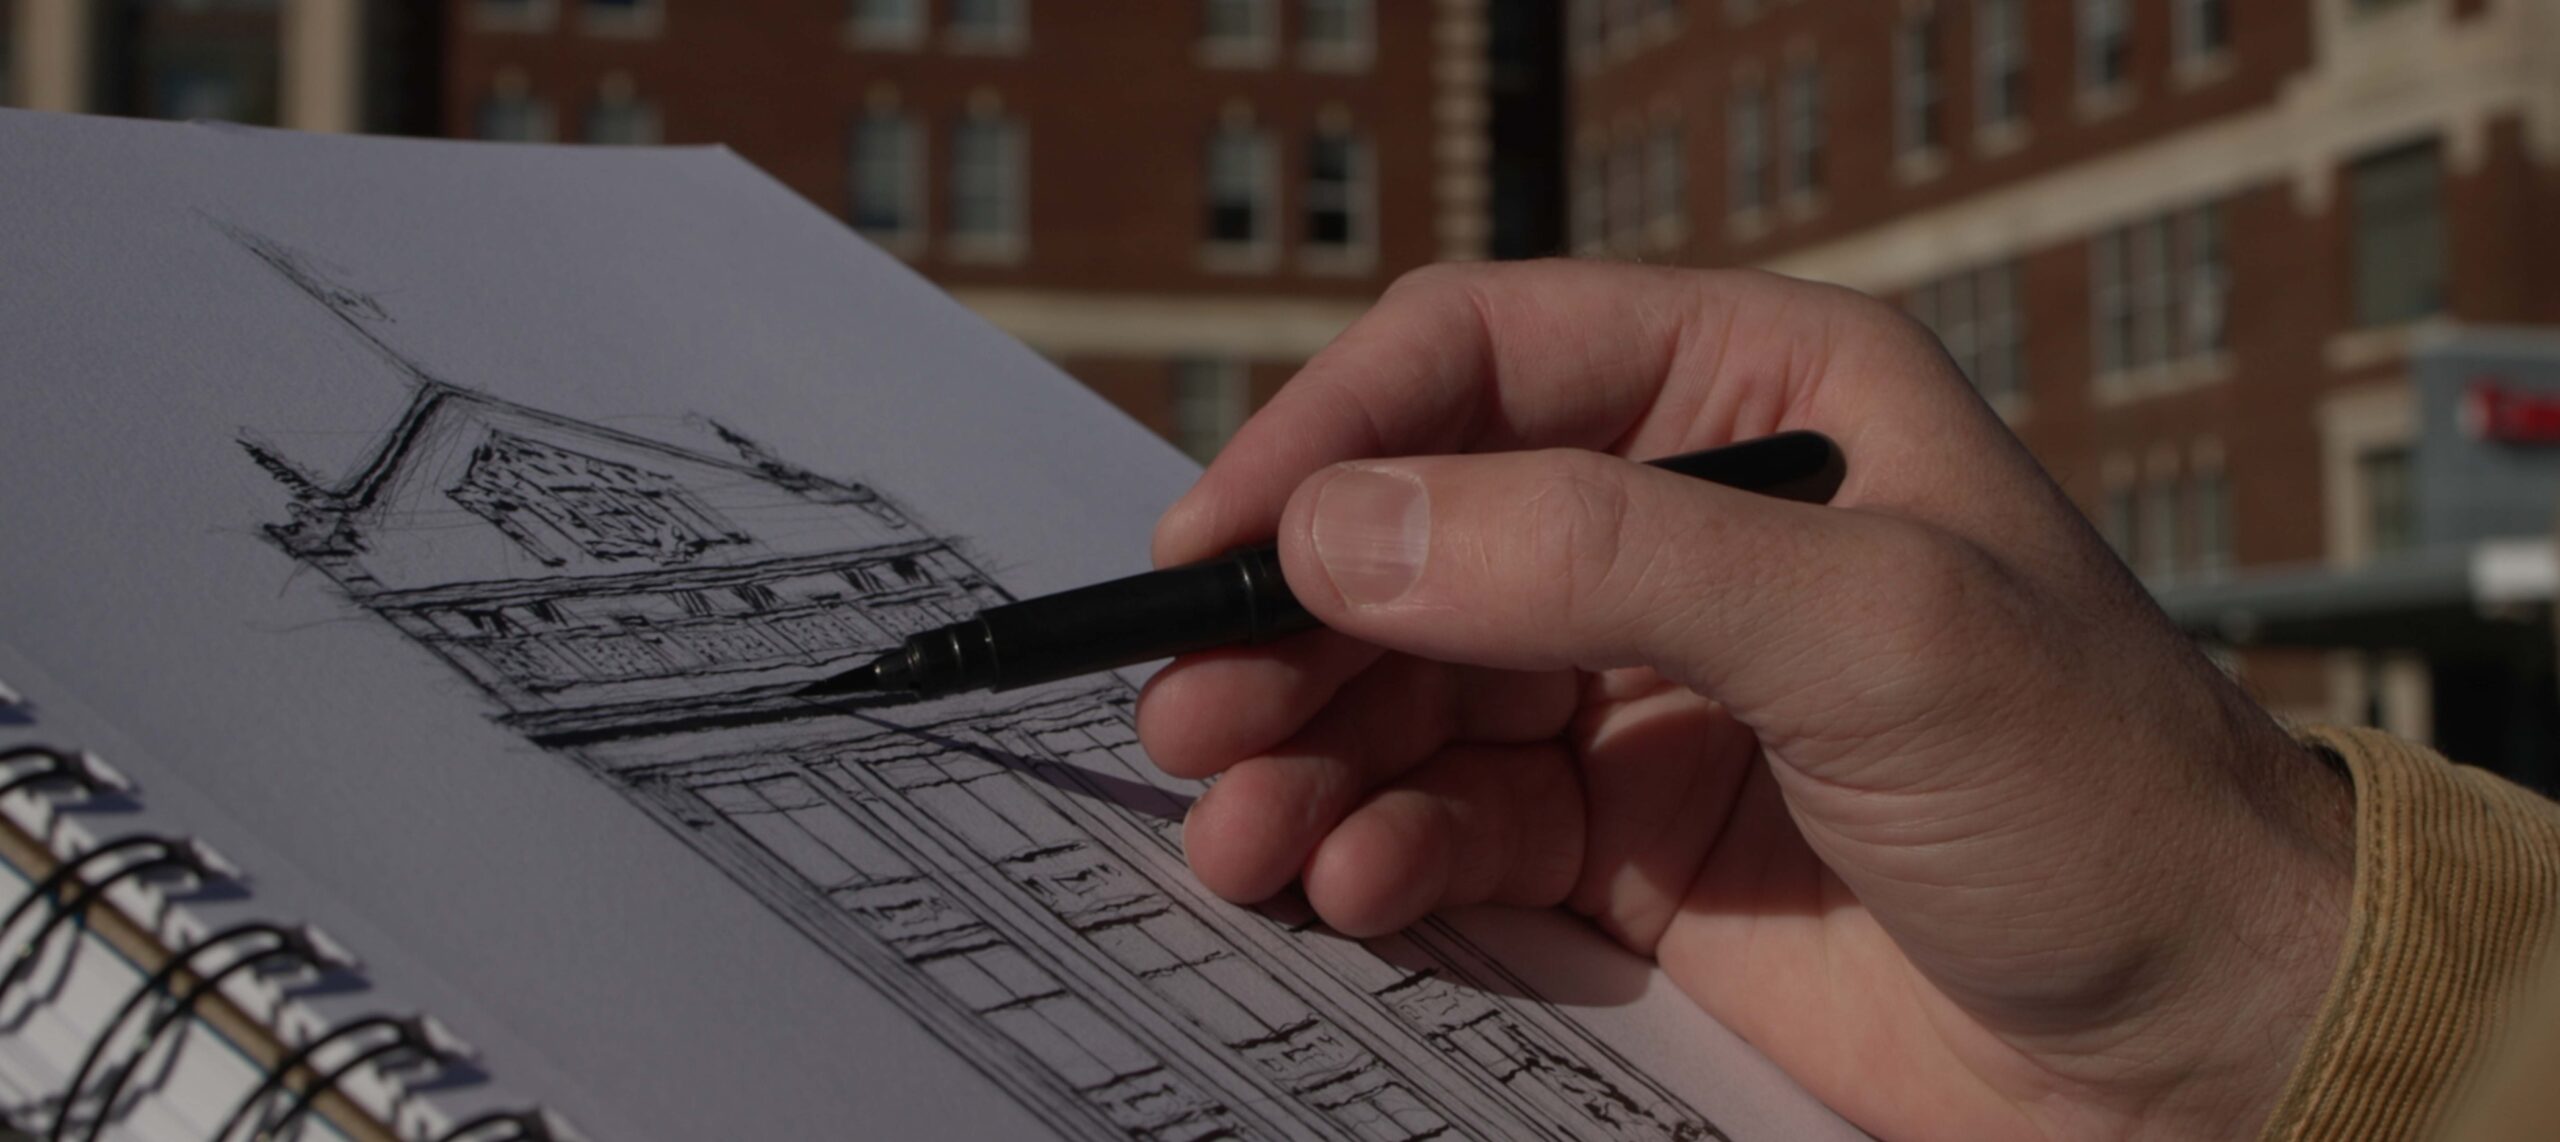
[1139,262,2354,1140]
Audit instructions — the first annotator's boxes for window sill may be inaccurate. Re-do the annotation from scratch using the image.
[1197,39,1279,69]
[843,23,927,52]
[1780,190,1826,222]
[2092,350,2235,406]
[2324,317,2451,373]
[1894,147,1948,185]
[470,0,558,33]
[2173,50,2236,91]
[1298,245,1378,277]
[945,30,1029,56]
[578,6,663,38]
[1645,214,1691,252]
[946,234,1026,266]
[857,229,927,261]
[1724,208,1771,245]
[1298,44,1375,73]
[2076,85,2135,123]
[1974,119,2030,158]
[1199,242,1281,274]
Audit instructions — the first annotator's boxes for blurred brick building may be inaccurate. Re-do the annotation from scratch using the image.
[438,0,1556,464]
[1571,0,2560,780]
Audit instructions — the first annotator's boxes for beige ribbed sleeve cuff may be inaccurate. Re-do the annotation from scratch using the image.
[2259,726,2560,1141]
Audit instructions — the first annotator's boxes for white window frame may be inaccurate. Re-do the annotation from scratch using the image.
[1726,75,1766,222]
[577,0,663,38]
[2091,227,2128,380]
[1974,0,2027,141]
[1780,56,1823,205]
[1173,359,1253,463]
[1299,0,1374,72]
[2178,203,2227,358]
[1301,126,1377,274]
[1607,130,1644,250]
[948,110,1026,264]
[2127,215,2173,371]
[1199,0,1278,67]
[471,0,559,33]
[2189,438,2231,577]
[2077,0,2132,112]
[849,109,926,254]
[1645,117,1687,248]
[1974,262,2024,411]
[1893,7,1945,174]
[946,0,1029,54]
[846,0,927,50]
[476,70,555,142]
[2140,455,2182,582]
[581,75,661,145]
[2174,0,2232,78]
[1202,122,1279,272]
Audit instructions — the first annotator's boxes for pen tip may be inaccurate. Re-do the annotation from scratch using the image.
[798,653,915,698]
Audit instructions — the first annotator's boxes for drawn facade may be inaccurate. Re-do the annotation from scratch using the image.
[238,232,1723,1141]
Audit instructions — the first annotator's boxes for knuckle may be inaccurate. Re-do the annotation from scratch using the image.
[1513,452,1635,625]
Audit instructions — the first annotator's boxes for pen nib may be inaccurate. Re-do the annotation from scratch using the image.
[798,652,915,698]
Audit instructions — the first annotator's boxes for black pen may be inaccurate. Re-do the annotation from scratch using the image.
[798,431,1845,701]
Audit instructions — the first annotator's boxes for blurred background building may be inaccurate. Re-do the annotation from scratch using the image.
[2,0,2554,785]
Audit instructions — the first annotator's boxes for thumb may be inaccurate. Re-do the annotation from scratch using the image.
[1276,447,1928,712]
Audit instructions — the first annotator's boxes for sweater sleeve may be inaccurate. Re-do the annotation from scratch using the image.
[2259,725,2560,1141]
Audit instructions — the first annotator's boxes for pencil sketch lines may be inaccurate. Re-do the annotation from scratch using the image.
[233,223,1723,1141]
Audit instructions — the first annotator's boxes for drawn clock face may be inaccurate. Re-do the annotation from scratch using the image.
[236,223,1723,1142]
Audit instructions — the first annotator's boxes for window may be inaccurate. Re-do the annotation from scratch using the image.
[1301,0,1373,69]
[2141,471,2181,580]
[2103,474,2139,565]
[1894,9,1944,157]
[849,111,923,244]
[2128,216,2172,370]
[2092,201,2227,378]
[1173,359,1251,463]
[1305,127,1373,263]
[2191,446,2231,575]
[2349,140,2446,328]
[1911,263,2024,406]
[1608,134,1643,247]
[2078,0,2130,97]
[2176,0,2229,65]
[1976,0,2026,131]
[1780,58,1823,199]
[2359,446,2415,556]
[1646,121,1686,235]
[948,0,1026,50]
[476,78,554,142]
[1726,77,1766,216]
[849,0,925,47]
[949,111,1025,257]
[1202,0,1275,62]
[1572,146,1606,251]
[582,78,659,145]
[472,0,557,32]
[580,0,659,35]
[1205,123,1274,250]
[2178,205,2227,357]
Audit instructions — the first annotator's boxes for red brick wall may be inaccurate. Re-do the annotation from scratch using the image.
[446,1,1441,299]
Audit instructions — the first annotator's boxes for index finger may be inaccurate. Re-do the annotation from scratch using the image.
[1151,261,1897,567]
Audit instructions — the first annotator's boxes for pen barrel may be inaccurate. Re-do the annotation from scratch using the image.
[967,546,1315,693]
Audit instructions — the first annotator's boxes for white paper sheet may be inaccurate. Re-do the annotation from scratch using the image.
[0,109,1863,1140]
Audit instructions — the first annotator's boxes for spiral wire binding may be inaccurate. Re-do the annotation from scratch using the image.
[0,838,227,1013]
[0,737,572,1142]
[50,923,326,1142]
[434,1108,561,1142]
[0,748,129,806]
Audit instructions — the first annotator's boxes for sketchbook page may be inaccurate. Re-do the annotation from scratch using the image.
[0,109,1861,1140]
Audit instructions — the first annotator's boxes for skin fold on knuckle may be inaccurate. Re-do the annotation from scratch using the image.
[1500,455,1634,651]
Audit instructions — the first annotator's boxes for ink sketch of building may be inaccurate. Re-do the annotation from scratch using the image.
[245,376,1722,1142]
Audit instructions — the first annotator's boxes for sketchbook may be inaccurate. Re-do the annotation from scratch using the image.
[0,109,1861,1140]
